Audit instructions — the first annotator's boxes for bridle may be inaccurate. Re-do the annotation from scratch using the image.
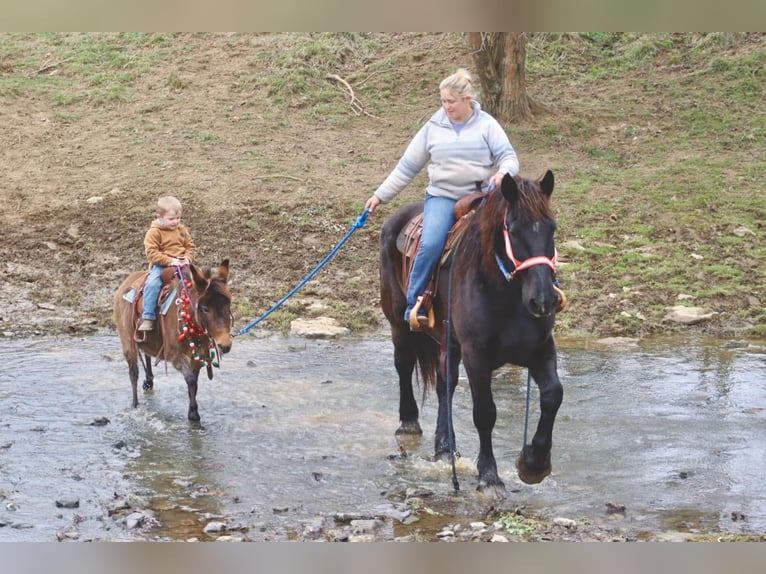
[494,207,558,282]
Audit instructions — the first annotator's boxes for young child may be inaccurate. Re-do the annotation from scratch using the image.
[136,195,197,337]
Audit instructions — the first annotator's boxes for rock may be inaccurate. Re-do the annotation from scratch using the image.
[204,521,227,533]
[56,525,81,541]
[55,498,80,509]
[289,317,349,339]
[733,225,755,237]
[125,512,146,529]
[106,500,130,515]
[553,517,578,529]
[348,534,376,542]
[214,535,242,542]
[561,240,586,251]
[86,196,104,204]
[594,337,639,347]
[350,519,380,534]
[663,305,716,324]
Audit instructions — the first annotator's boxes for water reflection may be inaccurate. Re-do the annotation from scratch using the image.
[0,332,764,541]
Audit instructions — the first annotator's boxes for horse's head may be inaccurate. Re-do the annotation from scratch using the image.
[190,259,233,353]
[499,170,559,318]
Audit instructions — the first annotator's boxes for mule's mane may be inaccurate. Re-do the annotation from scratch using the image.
[204,273,231,301]
[191,267,231,301]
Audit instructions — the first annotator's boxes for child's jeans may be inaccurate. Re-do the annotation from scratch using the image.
[141,264,166,320]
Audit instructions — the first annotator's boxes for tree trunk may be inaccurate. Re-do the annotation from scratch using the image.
[469,32,541,124]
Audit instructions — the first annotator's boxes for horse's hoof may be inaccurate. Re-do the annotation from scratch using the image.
[188,410,200,422]
[476,481,507,499]
[395,421,423,436]
[433,450,452,463]
[142,380,154,391]
[515,451,552,485]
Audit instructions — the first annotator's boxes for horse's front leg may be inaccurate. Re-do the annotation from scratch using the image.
[184,364,202,422]
[516,345,562,484]
[433,348,460,460]
[463,357,504,494]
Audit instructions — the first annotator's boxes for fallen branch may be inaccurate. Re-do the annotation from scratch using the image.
[34,59,67,75]
[326,73,378,119]
[251,174,304,182]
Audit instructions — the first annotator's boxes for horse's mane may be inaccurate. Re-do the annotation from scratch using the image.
[484,176,554,224]
[463,177,554,274]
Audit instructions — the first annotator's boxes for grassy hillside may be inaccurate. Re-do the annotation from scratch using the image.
[0,32,763,339]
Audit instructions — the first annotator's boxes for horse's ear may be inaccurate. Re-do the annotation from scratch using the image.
[540,170,554,197]
[217,259,230,283]
[190,264,209,291]
[500,172,520,206]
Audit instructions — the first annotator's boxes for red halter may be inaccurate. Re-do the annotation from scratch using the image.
[502,211,557,279]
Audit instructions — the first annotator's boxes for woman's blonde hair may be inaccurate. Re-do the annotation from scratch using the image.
[439,68,476,99]
[156,195,183,215]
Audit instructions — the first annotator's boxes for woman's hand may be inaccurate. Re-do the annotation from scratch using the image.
[489,171,505,191]
[365,194,382,216]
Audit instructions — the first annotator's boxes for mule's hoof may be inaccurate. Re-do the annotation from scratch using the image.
[515,452,552,485]
[188,409,200,422]
[142,380,154,391]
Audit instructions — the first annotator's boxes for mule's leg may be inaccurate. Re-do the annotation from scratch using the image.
[462,353,504,492]
[393,327,422,435]
[516,345,562,485]
[142,353,154,391]
[433,349,460,460]
[128,356,140,408]
[185,366,202,422]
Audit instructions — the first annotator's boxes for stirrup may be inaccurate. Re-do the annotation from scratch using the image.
[409,295,435,331]
[553,284,567,313]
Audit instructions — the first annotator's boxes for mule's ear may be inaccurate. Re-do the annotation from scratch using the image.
[500,172,520,206]
[540,170,554,197]
[217,259,230,283]
[190,264,209,290]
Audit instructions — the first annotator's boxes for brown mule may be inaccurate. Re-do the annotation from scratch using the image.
[113,260,233,422]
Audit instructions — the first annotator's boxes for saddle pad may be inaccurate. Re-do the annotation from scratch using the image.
[122,289,136,303]
[121,284,178,316]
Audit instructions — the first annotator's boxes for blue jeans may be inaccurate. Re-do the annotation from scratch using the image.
[141,264,166,320]
[404,194,456,321]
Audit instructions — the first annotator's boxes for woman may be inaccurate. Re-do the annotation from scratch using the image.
[365,68,520,328]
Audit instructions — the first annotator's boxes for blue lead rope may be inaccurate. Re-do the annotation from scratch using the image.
[237,208,369,336]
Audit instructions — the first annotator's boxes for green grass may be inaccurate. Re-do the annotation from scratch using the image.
[2,32,763,339]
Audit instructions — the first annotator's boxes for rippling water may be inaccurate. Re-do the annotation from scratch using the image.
[0,331,764,541]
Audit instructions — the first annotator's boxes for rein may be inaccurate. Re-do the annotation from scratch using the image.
[237,209,369,335]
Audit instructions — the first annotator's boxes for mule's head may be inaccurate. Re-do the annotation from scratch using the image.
[500,170,559,318]
[190,259,233,353]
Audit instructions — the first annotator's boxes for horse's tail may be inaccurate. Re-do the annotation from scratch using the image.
[413,333,440,390]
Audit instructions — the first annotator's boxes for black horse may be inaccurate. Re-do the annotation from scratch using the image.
[378,171,563,494]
